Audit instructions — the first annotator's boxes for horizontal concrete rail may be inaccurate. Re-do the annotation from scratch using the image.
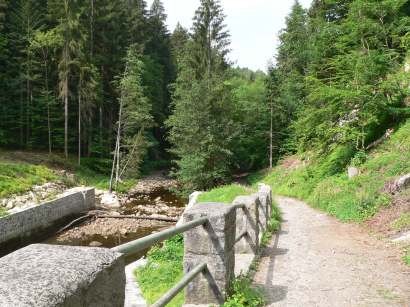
[0,187,94,247]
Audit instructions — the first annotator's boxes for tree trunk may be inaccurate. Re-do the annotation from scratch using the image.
[64,76,68,159]
[78,78,82,166]
[45,61,51,155]
[99,105,103,155]
[270,98,273,169]
[109,98,123,193]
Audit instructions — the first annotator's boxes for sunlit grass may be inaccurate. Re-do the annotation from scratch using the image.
[198,184,256,203]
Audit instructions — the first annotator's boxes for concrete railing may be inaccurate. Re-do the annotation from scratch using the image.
[183,183,272,305]
[0,184,272,306]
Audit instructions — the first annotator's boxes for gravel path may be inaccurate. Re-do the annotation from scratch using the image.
[253,196,410,307]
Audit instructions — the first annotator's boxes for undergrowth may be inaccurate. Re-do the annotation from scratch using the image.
[391,213,410,231]
[249,119,410,222]
[223,275,265,307]
[0,160,57,198]
[404,247,410,267]
[0,207,8,217]
[0,151,137,199]
[135,235,184,307]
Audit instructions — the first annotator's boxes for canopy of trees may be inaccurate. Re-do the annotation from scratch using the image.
[269,0,410,161]
[1,0,410,192]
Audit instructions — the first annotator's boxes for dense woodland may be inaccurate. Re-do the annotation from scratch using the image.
[1,0,410,192]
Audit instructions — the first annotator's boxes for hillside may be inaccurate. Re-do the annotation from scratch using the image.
[249,119,410,265]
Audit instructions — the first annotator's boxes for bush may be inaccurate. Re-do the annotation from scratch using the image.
[223,275,265,307]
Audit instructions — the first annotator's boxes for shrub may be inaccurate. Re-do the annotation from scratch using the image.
[223,275,265,307]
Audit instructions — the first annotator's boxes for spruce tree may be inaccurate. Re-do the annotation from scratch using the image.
[167,0,234,191]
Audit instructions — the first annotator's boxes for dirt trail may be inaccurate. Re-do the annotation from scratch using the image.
[254,196,410,307]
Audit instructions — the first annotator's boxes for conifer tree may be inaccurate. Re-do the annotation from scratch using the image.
[167,0,234,191]
[110,46,153,191]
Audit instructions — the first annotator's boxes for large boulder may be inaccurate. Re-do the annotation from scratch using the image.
[384,173,410,194]
[100,192,121,209]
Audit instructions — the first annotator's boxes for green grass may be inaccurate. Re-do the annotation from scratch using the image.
[403,246,410,266]
[249,119,410,222]
[0,160,58,198]
[198,184,256,203]
[135,182,281,306]
[0,207,8,217]
[0,151,137,199]
[135,235,184,307]
[73,166,136,193]
[223,275,265,307]
[391,213,410,231]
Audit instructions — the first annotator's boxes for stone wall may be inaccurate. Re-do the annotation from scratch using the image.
[0,244,125,307]
[183,184,272,305]
[0,187,94,247]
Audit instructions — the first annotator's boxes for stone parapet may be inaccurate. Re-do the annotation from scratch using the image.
[0,244,125,307]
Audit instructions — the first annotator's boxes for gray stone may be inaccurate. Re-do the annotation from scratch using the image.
[177,191,203,226]
[233,195,259,254]
[124,259,147,307]
[394,173,410,191]
[183,202,236,305]
[0,244,125,307]
[89,241,103,247]
[0,188,95,245]
[348,167,359,179]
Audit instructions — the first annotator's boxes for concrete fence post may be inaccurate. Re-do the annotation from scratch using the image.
[258,183,272,220]
[183,202,236,305]
[232,195,260,254]
[257,184,272,230]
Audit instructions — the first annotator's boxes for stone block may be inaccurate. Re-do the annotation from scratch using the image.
[0,244,125,307]
[233,195,259,254]
[183,202,236,305]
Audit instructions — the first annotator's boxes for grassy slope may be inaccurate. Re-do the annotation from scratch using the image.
[250,119,410,223]
[249,119,410,266]
[0,150,136,202]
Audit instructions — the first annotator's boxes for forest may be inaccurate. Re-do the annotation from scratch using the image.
[1,0,410,194]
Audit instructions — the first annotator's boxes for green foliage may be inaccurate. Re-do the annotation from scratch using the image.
[135,235,184,307]
[251,119,410,222]
[350,150,368,167]
[391,213,410,231]
[198,184,256,203]
[0,160,57,198]
[114,46,154,180]
[166,0,237,192]
[316,145,355,177]
[289,0,410,153]
[228,68,269,171]
[0,207,7,218]
[223,275,265,307]
[403,247,410,267]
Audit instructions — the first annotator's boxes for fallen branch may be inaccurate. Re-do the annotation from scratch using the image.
[56,214,92,234]
[366,128,394,151]
[95,214,178,223]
